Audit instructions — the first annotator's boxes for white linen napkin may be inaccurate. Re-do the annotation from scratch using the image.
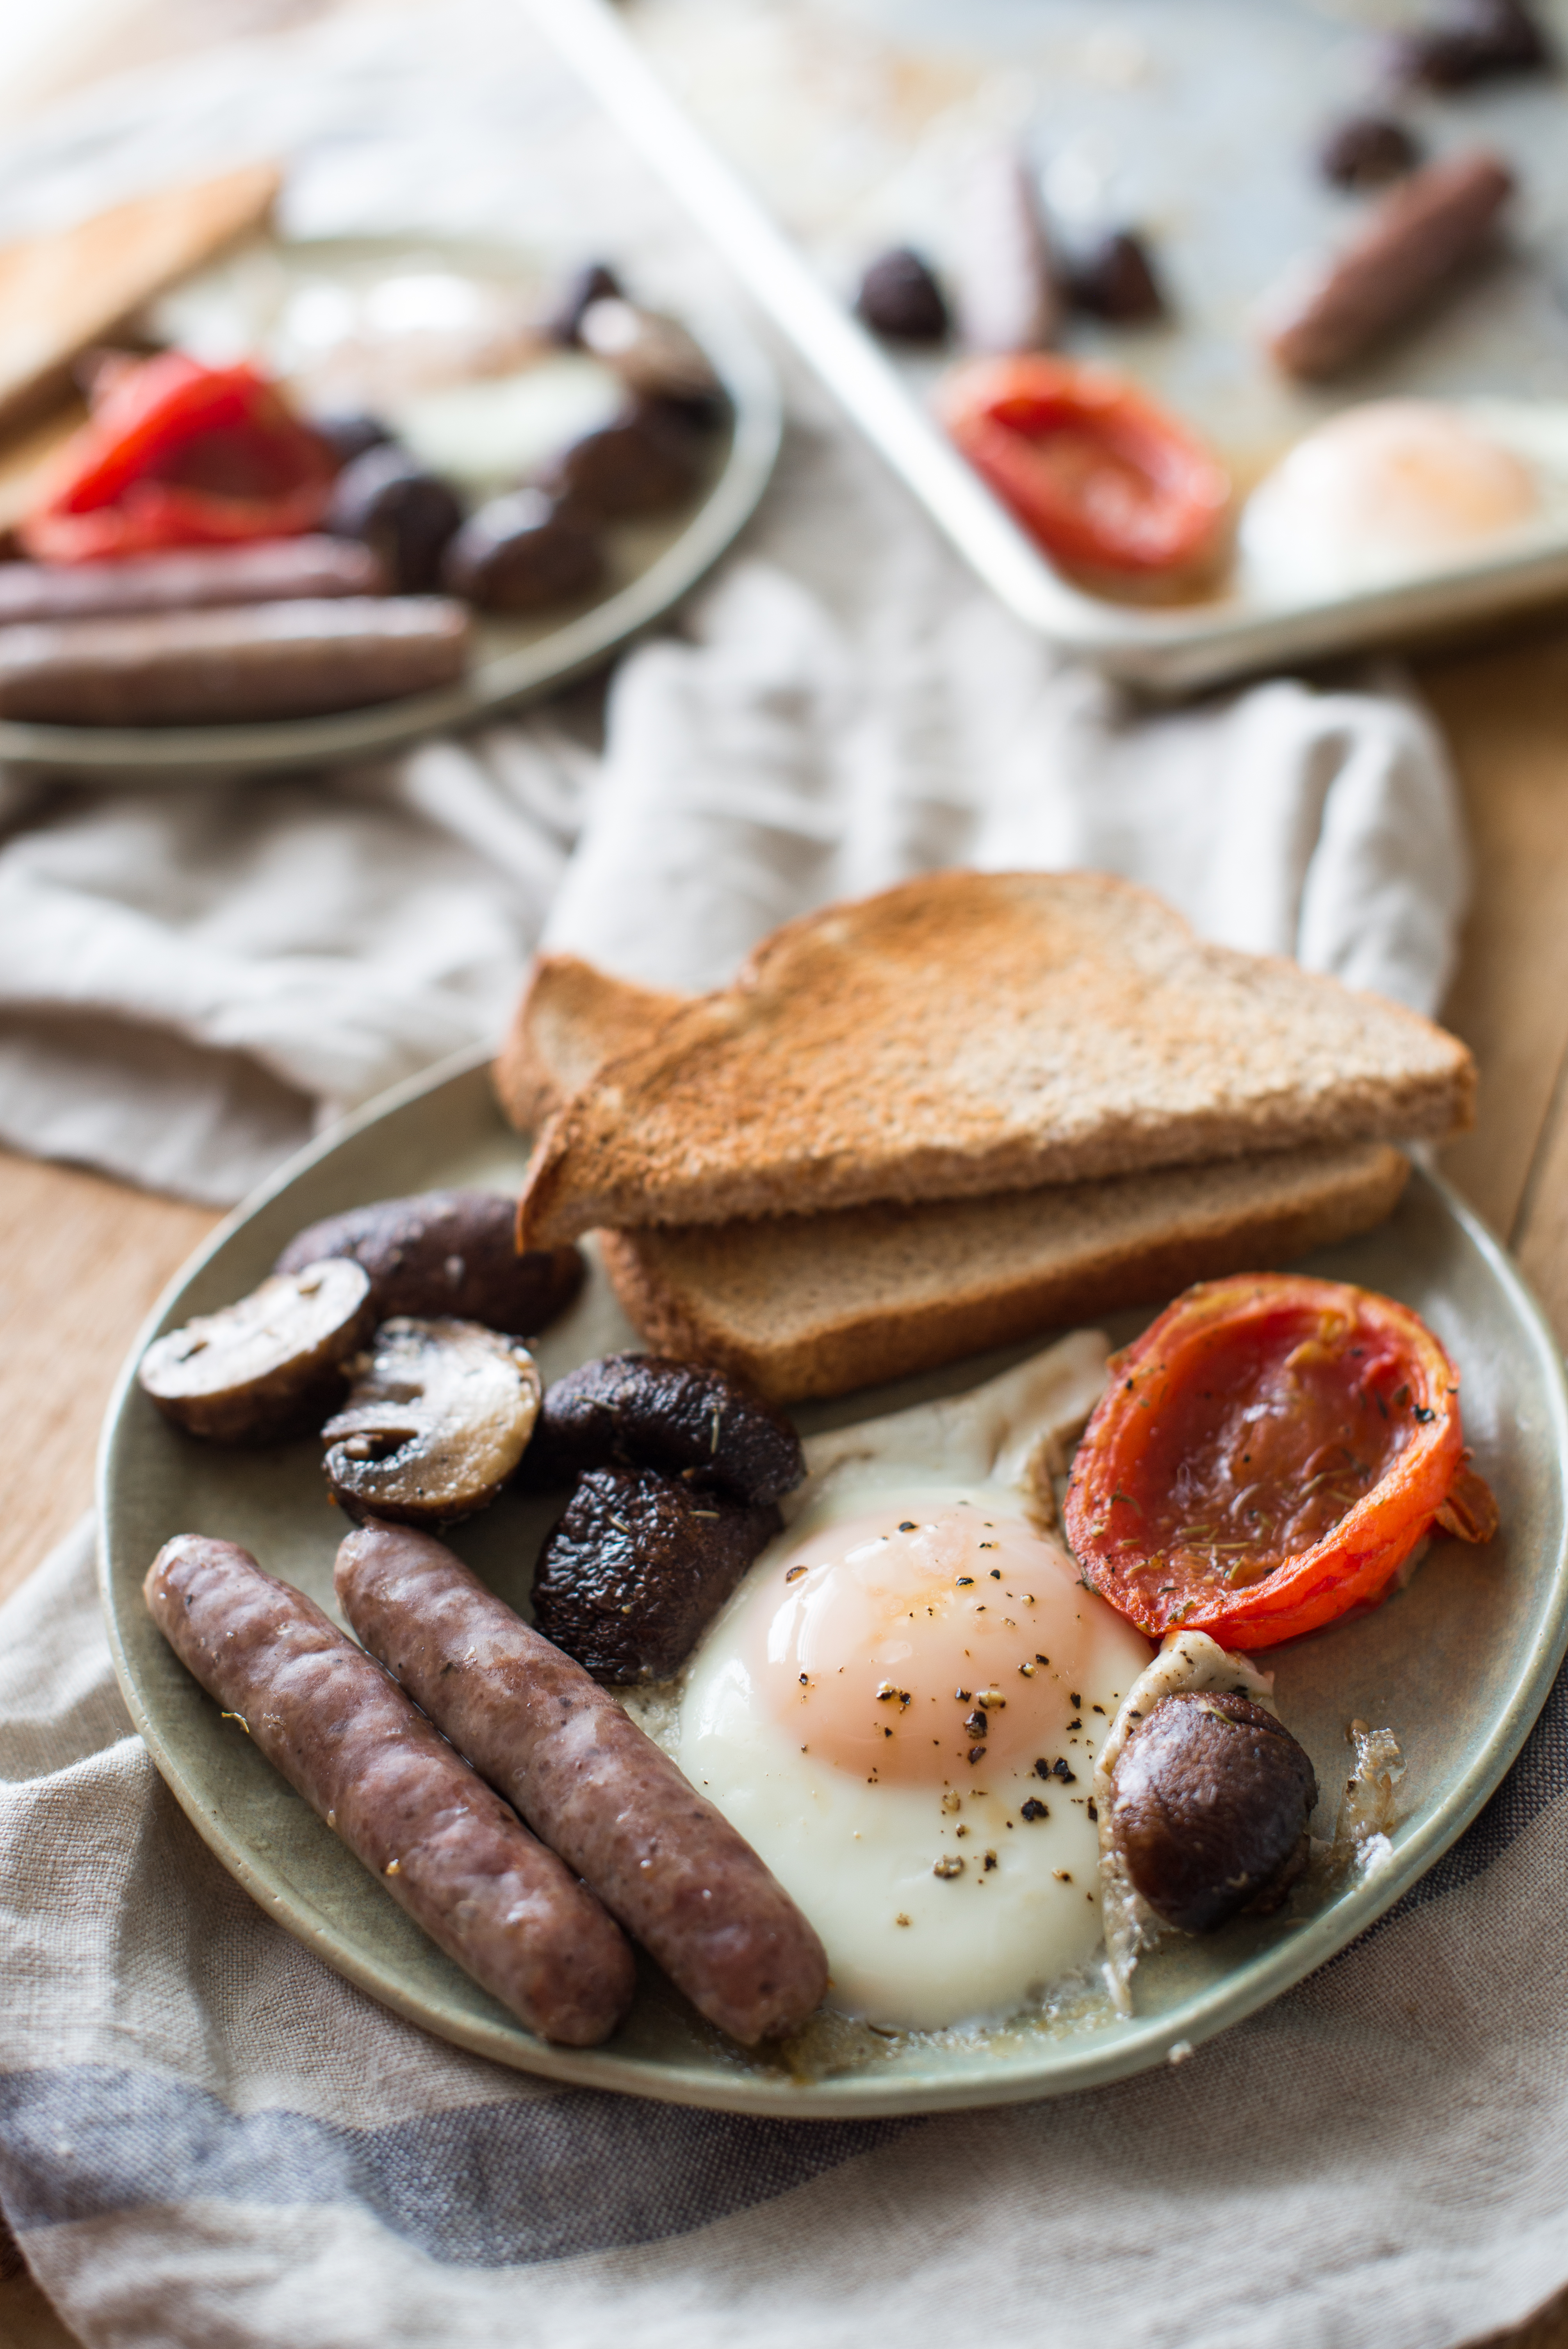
[0,5,1466,1206]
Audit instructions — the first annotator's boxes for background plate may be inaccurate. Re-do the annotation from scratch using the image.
[98,1049,1568,2116]
[0,235,780,782]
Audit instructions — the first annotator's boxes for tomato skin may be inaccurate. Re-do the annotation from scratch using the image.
[936,353,1231,578]
[21,353,335,563]
[1064,1274,1466,1650]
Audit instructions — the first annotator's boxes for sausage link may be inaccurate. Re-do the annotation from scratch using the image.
[0,538,386,627]
[335,1521,829,2046]
[144,1535,635,2046]
[1263,148,1514,380]
[0,596,470,726]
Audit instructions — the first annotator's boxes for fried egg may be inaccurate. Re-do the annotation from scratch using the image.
[1238,398,1561,604]
[673,1335,1154,2034]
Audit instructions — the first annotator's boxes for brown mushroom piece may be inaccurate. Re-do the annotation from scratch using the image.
[529,1465,781,1682]
[440,491,604,611]
[576,298,721,411]
[138,1259,374,1443]
[276,1191,583,1334]
[523,1352,805,1507]
[535,410,702,521]
[1109,1690,1319,1933]
[322,1317,542,1526]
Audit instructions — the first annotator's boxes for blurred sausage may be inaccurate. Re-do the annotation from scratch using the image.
[144,1533,636,2046]
[0,596,470,726]
[955,147,1060,353]
[1263,148,1515,381]
[335,1520,829,2046]
[0,538,387,626]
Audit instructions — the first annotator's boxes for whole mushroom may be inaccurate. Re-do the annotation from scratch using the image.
[530,1464,781,1682]
[276,1191,583,1334]
[1109,1689,1319,1933]
[523,1352,804,1507]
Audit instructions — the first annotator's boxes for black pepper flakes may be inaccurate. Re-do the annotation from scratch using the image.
[1020,1797,1049,1822]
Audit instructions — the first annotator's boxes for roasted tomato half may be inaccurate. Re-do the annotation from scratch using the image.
[1064,1273,1497,1650]
[936,353,1231,580]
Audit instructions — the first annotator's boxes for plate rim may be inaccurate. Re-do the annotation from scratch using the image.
[1,238,782,782]
[96,1046,1568,2117]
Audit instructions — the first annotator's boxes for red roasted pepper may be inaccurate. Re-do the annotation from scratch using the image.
[21,353,335,563]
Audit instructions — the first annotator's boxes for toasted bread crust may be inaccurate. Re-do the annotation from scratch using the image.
[493,954,690,1135]
[518,873,1472,1246]
[597,1142,1410,1402]
[0,165,282,441]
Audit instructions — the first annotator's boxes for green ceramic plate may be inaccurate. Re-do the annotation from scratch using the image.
[0,237,780,783]
[98,1048,1568,2116]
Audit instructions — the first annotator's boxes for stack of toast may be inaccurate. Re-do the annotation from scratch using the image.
[497,870,1475,1401]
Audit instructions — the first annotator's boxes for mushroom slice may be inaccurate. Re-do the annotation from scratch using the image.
[138,1259,374,1444]
[322,1316,542,1525]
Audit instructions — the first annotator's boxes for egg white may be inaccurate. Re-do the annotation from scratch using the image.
[669,1335,1155,2035]
[1238,397,1568,606]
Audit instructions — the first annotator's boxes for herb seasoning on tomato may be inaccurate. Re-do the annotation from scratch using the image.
[21,353,336,564]
[1065,1274,1497,1650]
[936,353,1231,580]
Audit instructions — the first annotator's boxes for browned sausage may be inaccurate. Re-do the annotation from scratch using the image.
[0,596,470,726]
[1263,148,1514,380]
[144,1534,636,2046]
[335,1520,829,2045]
[0,538,387,627]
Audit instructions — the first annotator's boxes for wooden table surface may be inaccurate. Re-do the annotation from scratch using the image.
[1,621,1567,2342]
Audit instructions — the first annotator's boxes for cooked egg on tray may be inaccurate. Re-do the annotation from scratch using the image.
[662,1335,1155,2035]
[1237,397,1568,606]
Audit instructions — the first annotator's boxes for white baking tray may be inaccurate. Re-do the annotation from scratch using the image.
[531,0,1568,694]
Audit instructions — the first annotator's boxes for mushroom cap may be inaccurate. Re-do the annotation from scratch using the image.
[1110,1690,1319,1934]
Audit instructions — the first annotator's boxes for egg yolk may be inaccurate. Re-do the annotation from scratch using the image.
[750,1502,1091,1787]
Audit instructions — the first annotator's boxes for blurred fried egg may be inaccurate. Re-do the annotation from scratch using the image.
[1238,398,1568,604]
[673,1335,1154,2034]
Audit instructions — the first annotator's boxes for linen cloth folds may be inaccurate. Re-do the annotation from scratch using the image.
[4,9,1563,2349]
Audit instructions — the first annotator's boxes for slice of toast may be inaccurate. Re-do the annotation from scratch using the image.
[515,871,1473,1246]
[595,1142,1410,1401]
[493,953,687,1135]
[0,163,281,441]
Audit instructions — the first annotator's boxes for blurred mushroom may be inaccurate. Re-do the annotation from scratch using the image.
[326,446,463,592]
[855,247,950,341]
[577,299,721,410]
[441,491,605,610]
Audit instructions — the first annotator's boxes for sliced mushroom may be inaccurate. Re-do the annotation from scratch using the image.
[322,1317,542,1525]
[276,1192,583,1335]
[576,299,721,409]
[530,1465,781,1682]
[1110,1690,1319,1934]
[522,1352,804,1507]
[138,1259,374,1444]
